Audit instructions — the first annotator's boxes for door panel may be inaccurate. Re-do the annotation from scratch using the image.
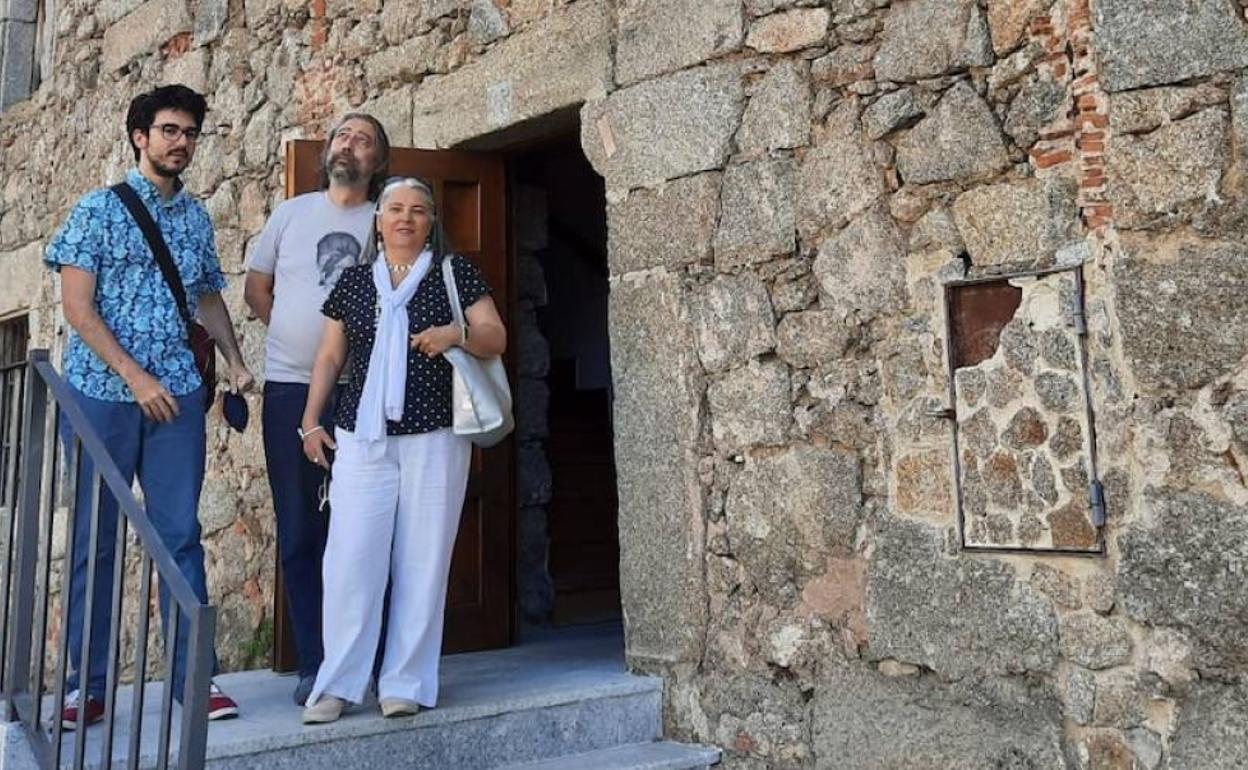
[945,269,1102,554]
[273,141,513,672]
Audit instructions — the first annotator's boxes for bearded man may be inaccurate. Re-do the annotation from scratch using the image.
[244,113,391,705]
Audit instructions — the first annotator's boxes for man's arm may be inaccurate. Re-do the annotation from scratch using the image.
[60,266,180,422]
[196,292,255,393]
[243,270,274,325]
[243,202,283,325]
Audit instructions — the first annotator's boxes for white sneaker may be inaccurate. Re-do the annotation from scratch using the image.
[379,697,420,718]
[302,695,346,724]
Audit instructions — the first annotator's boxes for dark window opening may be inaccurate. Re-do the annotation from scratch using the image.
[0,314,29,506]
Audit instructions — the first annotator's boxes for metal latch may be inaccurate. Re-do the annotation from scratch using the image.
[1089,480,1106,527]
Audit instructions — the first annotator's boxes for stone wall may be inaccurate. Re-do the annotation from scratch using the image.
[1,0,1247,767]
[514,183,555,624]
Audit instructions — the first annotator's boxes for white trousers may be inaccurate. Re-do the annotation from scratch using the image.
[308,427,471,708]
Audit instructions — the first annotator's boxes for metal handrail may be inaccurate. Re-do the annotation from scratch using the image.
[1,350,215,770]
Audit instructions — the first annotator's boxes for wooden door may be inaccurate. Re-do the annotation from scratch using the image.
[272,140,513,671]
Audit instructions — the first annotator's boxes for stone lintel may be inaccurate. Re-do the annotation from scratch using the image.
[410,0,611,149]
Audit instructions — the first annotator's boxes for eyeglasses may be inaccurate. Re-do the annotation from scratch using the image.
[152,123,201,142]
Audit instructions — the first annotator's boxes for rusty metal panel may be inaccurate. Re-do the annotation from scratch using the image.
[945,269,1102,554]
[949,281,1022,369]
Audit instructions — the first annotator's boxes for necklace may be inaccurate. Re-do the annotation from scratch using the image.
[386,259,415,273]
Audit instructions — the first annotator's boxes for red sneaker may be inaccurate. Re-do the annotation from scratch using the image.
[61,690,105,730]
[207,682,239,721]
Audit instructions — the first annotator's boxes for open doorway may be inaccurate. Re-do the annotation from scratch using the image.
[509,135,621,630]
[274,130,619,669]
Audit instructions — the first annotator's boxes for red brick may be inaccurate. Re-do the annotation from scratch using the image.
[1077,93,1099,111]
[311,0,328,49]
[161,31,192,58]
[1040,128,1075,141]
[1077,113,1108,129]
[1080,139,1105,153]
[1032,149,1074,168]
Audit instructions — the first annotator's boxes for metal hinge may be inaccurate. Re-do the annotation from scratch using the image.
[1089,480,1106,527]
[1071,298,1088,336]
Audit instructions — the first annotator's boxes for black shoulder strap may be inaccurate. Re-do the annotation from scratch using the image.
[110,182,195,339]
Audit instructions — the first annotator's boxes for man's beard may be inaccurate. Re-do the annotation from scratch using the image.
[151,152,188,178]
[327,152,363,184]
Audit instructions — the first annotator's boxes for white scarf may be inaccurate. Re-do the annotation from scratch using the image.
[355,249,433,442]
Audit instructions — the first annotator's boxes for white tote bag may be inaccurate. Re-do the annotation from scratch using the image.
[441,257,514,447]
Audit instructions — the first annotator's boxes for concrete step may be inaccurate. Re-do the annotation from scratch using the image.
[0,720,40,770]
[200,675,662,770]
[36,623,681,770]
[497,741,721,770]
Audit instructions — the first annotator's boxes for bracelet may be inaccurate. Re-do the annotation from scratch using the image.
[458,323,467,346]
[297,425,325,440]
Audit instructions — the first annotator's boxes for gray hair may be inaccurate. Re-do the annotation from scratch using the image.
[362,176,452,265]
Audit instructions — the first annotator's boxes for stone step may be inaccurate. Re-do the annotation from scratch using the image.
[497,741,721,770]
[1,721,40,770]
[199,677,662,770]
[31,623,676,770]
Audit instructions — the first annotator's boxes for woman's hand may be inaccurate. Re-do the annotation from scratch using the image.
[302,426,337,468]
[410,324,462,357]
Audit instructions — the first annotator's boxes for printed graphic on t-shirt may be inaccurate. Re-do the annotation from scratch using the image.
[317,232,362,287]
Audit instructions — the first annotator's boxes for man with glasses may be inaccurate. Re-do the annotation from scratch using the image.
[44,84,252,727]
[244,113,391,706]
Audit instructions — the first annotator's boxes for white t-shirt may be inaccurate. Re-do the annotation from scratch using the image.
[247,191,374,383]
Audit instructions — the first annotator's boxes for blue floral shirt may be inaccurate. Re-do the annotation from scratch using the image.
[44,169,226,402]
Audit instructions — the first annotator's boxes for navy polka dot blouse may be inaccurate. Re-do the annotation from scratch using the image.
[322,254,492,435]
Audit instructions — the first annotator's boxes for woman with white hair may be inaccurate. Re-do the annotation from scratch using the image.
[297,176,506,723]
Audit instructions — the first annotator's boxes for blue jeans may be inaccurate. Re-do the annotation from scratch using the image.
[261,381,334,678]
[64,386,217,702]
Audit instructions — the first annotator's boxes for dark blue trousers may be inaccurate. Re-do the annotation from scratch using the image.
[261,381,334,678]
[65,386,218,702]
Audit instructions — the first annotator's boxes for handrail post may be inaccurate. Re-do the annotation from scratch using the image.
[177,605,215,770]
[4,352,48,722]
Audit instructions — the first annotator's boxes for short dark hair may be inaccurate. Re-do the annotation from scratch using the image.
[318,113,392,200]
[125,84,208,162]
